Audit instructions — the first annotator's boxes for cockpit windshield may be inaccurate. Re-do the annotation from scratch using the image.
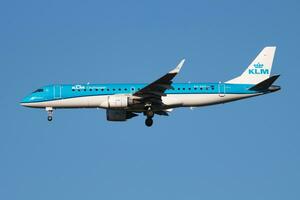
[33,88,44,93]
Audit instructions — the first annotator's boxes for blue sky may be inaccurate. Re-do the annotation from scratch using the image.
[1,0,299,199]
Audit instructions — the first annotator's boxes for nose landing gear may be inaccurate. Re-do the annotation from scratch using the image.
[46,107,53,122]
[47,116,53,121]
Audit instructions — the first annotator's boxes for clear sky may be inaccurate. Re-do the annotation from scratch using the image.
[1,0,299,199]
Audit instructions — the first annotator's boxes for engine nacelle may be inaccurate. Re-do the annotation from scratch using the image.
[108,95,129,108]
[106,109,138,121]
[106,109,127,121]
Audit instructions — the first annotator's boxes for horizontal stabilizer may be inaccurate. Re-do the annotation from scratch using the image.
[249,75,280,91]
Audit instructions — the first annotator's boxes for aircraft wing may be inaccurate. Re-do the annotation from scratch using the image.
[133,59,185,105]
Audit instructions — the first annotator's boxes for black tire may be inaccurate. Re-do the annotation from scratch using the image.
[145,118,153,127]
[47,116,53,121]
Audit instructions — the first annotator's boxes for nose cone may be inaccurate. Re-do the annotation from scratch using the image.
[20,95,33,107]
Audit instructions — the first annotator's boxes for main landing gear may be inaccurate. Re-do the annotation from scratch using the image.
[145,118,153,127]
[46,107,53,122]
[144,107,154,127]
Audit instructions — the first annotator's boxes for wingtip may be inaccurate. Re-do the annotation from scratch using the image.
[180,58,185,65]
[264,46,277,50]
[170,59,185,74]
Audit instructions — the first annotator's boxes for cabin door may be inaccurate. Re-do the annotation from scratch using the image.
[53,85,62,99]
[218,82,226,97]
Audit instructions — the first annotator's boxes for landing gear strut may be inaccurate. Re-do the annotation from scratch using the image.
[145,109,154,118]
[144,106,154,127]
[46,107,53,122]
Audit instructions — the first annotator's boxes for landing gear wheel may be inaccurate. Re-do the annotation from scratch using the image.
[145,118,153,127]
[47,116,53,121]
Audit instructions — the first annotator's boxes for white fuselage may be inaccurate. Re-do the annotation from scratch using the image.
[21,93,260,111]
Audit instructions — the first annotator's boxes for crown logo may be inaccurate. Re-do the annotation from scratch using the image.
[253,63,264,68]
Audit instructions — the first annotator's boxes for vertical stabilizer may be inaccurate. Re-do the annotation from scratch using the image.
[226,47,276,84]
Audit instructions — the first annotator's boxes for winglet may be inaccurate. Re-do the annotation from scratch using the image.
[169,59,185,74]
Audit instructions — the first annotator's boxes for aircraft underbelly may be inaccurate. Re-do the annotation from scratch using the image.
[162,94,258,107]
[24,95,108,108]
[24,93,259,109]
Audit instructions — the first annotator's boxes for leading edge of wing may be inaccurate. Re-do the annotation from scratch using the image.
[133,59,185,98]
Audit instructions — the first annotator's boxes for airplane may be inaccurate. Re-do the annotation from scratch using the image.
[20,47,280,127]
